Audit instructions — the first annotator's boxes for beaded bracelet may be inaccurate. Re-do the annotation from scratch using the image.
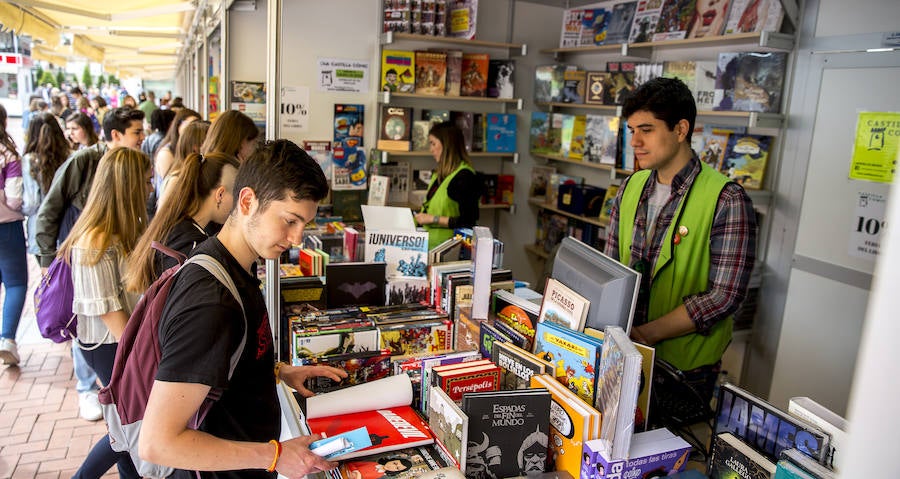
[266,439,282,473]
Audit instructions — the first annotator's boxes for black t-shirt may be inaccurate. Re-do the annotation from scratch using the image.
[155,218,209,273]
[157,237,278,479]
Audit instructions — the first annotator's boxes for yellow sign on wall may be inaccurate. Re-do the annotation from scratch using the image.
[850,111,900,183]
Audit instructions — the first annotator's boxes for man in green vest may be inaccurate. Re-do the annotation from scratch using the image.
[605,77,757,407]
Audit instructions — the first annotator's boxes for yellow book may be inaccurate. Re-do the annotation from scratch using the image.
[381,50,415,93]
[531,374,600,478]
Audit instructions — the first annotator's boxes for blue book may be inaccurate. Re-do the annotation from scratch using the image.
[485,113,517,153]
[308,426,372,460]
[532,320,603,404]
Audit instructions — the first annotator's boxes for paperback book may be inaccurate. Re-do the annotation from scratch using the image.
[531,374,600,479]
[606,1,637,44]
[708,432,777,479]
[339,445,448,479]
[378,105,413,151]
[584,114,620,165]
[724,0,784,34]
[595,326,643,461]
[628,0,664,43]
[487,60,515,99]
[492,341,553,390]
[484,113,516,153]
[415,51,448,96]
[687,0,730,38]
[381,50,416,93]
[528,165,556,202]
[721,133,773,189]
[652,0,697,41]
[427,386,469,470]
[714,52,788,113]
[460,53,489,97]
[365,229,430,279]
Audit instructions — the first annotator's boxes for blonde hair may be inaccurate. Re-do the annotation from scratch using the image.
[200,110,259,157]
[58,147,151,265]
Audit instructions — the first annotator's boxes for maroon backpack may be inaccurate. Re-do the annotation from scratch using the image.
[98,243,246,478]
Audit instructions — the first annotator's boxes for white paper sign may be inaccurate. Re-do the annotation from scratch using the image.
[317,58,369,93]
[849,191,887,260]
[279,85,310,134]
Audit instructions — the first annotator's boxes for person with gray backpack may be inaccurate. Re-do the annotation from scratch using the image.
[138,139,346,479]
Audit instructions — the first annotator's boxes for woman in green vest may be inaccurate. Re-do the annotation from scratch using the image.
[414,121,480,250]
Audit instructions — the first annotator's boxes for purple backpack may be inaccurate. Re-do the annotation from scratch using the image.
[34,256,77,343]
[99,245,245,478]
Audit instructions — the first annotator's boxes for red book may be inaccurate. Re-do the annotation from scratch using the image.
[433,363,501,402]
[306,405,434,460]
[460,53,489,97]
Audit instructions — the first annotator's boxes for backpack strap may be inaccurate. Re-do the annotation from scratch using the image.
[185,254,247,380]
[151,241,188,266]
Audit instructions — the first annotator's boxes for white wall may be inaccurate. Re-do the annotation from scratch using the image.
[228,0,268,93]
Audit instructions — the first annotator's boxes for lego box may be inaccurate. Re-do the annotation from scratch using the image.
[582,428,692,479]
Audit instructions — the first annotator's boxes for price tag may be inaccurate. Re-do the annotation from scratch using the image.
[849,191,887,260]
[279,86,309,135]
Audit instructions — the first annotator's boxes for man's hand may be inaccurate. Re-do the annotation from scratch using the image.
[280,364,348,398]
[277,435,339,479]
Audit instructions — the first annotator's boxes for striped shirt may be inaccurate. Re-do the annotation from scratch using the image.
[604,156,757,333]
[71,245,140,344]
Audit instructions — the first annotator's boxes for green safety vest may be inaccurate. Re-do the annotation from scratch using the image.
[422,163,475,250]
[618,163,732,371]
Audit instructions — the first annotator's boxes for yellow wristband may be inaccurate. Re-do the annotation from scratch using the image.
[266,439,282,473]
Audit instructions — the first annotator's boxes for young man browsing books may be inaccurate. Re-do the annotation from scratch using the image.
[140,140,348,479]
[604,77,757,406]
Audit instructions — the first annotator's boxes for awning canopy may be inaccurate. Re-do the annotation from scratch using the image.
[2,1,198,79]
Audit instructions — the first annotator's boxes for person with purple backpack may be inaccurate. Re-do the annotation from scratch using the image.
[140,140,346,479]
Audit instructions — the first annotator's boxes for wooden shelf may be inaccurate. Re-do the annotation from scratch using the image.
[536,102,622,115]
[536,104,784,129]
[379,150,519,163]
[479,203,513,210]
[531,152,632,176]
[381,32,527,55]
[524,244,550,260]
[380,91,523,107]
[528,198,608,228]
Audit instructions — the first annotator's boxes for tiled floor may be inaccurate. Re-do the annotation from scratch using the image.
[0,252,118,478]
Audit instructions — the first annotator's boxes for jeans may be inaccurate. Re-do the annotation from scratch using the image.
[73,347,100,393]
[0,221,27,340]
[73,343,139,479]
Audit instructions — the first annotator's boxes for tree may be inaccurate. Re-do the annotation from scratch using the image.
[55,70,65,88]
[34,64,44,89]
[97,74,105,87]
[39,70,57,89]
[107,74,119,86]
[81,65,93,89]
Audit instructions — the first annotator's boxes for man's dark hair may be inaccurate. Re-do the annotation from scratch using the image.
[103,107,145,141]
[70,86,83,96]
[150,108,176,133]
[623,77,696,143]
[233,139,329,212]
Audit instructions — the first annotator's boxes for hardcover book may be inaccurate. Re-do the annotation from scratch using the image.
[448,0,478,39]
[787,397,846,472]
[528,165,556,202]
[531,374,600,479]
[478,321,512,360]
[595,326,643,461]
[493,289,540,347]
[663,60,697,92]
[687,0,730,38]
[714,52,788,113]
[529,111,553,154]
[386,277,430,305]
[715,382,831,464]
[721,133,773,189]
[415,51,448,96]
[724,0,784,34]
[325,262,387,308]
[412,120,431,151]
[378,105,413,151]
[538,278,590,331]
[560,69,586,104]
[334,103,365,146]
[584,326,654,432]
[422,109,451,127]
[371,161,412,205]
[585,71,614,105]
[379,318,454,356]
[708,432,777,479]
[299,349,393,393]
[462,389,552,478]
[493,341,553,390]
[339,445,448,479]
[568,115,587,160]
[606,1,637,44]
[598,184,619,226]
[460,53,489,97]
[412,350,482,413]
[487,60,515,99]
[442,50,463,96]
[581,8,609,46]
[559,9,586,48]
[433,362,502,402]
[584,114,620,165]
[608,62,637,105]
[695,60,719,111]
[302,140,333,188]
[381,49,416,93]
[532,320,603,405]
[451,111,475,152]
[291,322,380,363]
[699,127,734,172]
[368,175,389,207]
[533,65,554,104]
[550,65,576,103]
[628,0,664,43]
[652,0,697,41]
[364,229,430,279]
[427,386,469,470]
[495,174,514,205]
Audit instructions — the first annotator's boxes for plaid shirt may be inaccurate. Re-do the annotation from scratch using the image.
[604,157,757,333]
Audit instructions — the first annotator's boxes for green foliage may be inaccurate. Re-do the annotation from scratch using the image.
[39,70,57,89]
[81,65,93,88]
[107,74,119,86]
[55,70,65,87]
[33,64,44,89]
[97,74,105,86]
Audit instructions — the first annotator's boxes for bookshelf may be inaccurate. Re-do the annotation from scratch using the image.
[528,197,608,228]
[381,31,527,55]
[380,150,519,164]
[524,244,550,260]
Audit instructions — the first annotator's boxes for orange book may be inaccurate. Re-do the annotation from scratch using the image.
[460,53,489,97]
[414,51,447,96]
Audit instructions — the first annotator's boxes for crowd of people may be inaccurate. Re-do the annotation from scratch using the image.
[0,90,350,479]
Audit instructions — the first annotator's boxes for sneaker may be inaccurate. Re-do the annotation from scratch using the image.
[0,338,19,365]
[79,390,103,421]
